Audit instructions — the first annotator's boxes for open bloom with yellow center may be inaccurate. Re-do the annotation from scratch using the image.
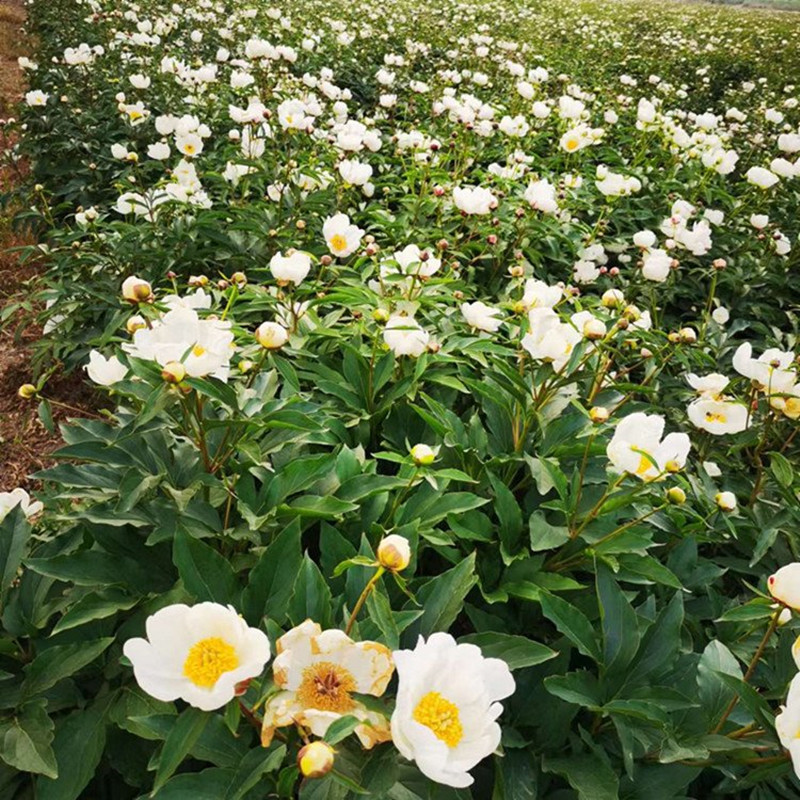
[391,633,515,788]
[261,620,394,749]
[123,603,270,711]
[323,213,364,258]
[776,673,800,779]
[687,398,749,435]
[606,412,691,481]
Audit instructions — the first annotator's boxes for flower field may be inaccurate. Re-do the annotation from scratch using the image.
[1,0,800,795]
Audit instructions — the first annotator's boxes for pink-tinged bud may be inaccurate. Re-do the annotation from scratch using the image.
[487,234,498,245]
[769,564,800,610]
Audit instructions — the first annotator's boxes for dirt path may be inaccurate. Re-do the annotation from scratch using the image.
[0,0,98,491]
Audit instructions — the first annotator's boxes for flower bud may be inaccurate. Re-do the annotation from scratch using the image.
[126,315,146,334]
[410,443,436,465]
[298,741,335,779]
[667,487,686,505]
[238,360,255,373]
[678,327,697,344]
[122,275,153,303]
[372,308,390,323]
[589,406,609,424]
[665,460,682,474]
[508,265,524,278]
[231,271,247,286]
[161,361,186,383]
[582,318,606,340]
[377,534,411,572]
[256,321,289,349]
[18,383,37,399]
[769,563,800,610]
[715,491,736,511]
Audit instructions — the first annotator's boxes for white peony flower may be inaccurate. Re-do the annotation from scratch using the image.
[84,351,128,386]
[261,620,393,749]
[323,213,364,258]
[461,301,503,333]
[687,398,750,435]
[391,633,515,788]
[452,186,496,215]
[123,307,234,381]
[0,488,43,523]
[521,307,581,371]
[383,315,429,357]
[123,603,270,711]
[269,251,312,285]
[606,412,691,481]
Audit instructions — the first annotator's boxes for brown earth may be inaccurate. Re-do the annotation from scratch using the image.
[0,0,98,491]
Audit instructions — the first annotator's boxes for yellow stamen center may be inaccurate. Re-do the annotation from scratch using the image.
[192,344,206,357]
[413,691,463,747]
[330,234,348,253]
[565,138,580,152]
[296,661,356,713]
[183,637,239,688]
[705,411,727,423]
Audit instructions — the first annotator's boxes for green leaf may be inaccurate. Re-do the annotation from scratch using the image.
[413,552,477,637]
[0,507,31,607]
[52,589,138,634]
[289,554,334,629]
[242,520,302,625]
[323,715,361,745]
[23,638,114,697]
[596,564,640,674]
[770,451,794,488]
[173,527,238,605]
[36,696,111,800]
[528,510,570,552]
[488,473,524,556]
[0,703,57,778]
[152,707,210,795]
[697,641,742,726]
[542,754,619,800]
[151,767,233,799]
[539,592,600,661]
[224,744,286,800]
[544,671,602,708]
[459,632,557,670]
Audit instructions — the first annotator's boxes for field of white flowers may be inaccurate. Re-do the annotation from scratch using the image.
[1,0,800,796]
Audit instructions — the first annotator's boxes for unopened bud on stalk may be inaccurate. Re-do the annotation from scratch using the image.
[678,327,697,344]
[231,271,247,286]
[298,741,335,779]
[122,275,152,303]
[238,360,255,373]
[377,534,411,572]
[410,443,436,465]
[18,384,37,399]
[715,491,737,511]
[667,487,686,505]
[589,406,609,423]
[126,315,146,334]
[372,308,390,323]
[256,321,289,350]
[665,460,682,474]
[161,361,186,383]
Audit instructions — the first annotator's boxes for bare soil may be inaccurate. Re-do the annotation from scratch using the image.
[0,0,99,491]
